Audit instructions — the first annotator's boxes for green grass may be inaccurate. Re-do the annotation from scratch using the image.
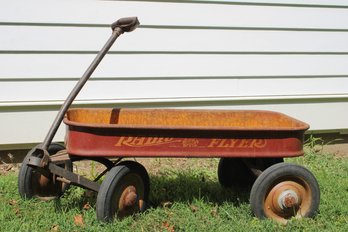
[1,152,347,232]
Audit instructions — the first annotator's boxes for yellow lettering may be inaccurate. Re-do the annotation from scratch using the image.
[115,137,130,146]
[253,139,267,148]
[116,136,179,147]
[133,137,145,146]
[238,139,250,148]
[208,139,220,147]
[157,138,164,144]
[229,139,238,147]
[207,138,267,149]
[144,137,156,146]
[218,139,230,148]
[164,138,174,143]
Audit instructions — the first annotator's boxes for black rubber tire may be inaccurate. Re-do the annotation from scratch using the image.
[218,158,283,188]
[96,161,150,222]
[18,143,72,200]
[250,162,320,224]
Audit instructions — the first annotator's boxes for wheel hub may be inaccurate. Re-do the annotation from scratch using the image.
[264,180,305,220]
[120,186,138,208]
[278,190,299,209]
[124,186,138,207]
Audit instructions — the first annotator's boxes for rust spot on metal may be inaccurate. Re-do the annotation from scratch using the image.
[264,180,311,223]
[121,186,138,207]
[283,194,297,208]
[65,108,309,130]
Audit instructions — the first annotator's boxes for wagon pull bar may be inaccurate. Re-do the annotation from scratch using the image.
[39,17,140,152]
[111,17,140,32]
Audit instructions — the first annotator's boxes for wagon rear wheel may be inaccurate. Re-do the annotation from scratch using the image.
[218,158,283,188]
[250,163,320,224]
[18,143,72,200]
[218,158,254,188]
[96,161,150,222]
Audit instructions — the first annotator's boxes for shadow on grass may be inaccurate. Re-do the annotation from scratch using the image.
[52,171,252,213]
[149,172,251,208]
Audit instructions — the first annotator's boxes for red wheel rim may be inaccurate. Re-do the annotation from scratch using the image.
[263,177,312,224]
[115,173,145,218]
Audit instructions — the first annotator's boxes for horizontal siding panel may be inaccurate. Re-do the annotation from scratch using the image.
[186,0,348,7]
[1,54,348,79]
[1,78,347,103]
[1,0,348,147]
[1,1,348,29]
[2,27,348,52]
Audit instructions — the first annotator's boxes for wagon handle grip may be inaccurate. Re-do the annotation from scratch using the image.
[40,17,140,151]
[111,17,140,33]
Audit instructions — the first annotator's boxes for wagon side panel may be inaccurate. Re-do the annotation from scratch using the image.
[65,126,305,158]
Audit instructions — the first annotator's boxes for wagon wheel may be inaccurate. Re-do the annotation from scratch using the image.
[96,161,150,222]
[218,158,283,188]
[18,143,72,200]
[250,163,320,224]
[218,158,255,188]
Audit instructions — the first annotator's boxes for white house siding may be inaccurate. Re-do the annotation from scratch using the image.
[0,0,348,150]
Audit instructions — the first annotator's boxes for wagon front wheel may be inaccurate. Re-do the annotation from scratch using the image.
[18,143,72,200]
[96,161,150,222]
[250,163,320,224]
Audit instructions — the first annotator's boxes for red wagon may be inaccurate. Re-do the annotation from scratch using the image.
[18,17,320,224]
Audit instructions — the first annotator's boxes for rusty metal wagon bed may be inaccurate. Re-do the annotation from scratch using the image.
[64,108,308,159]
[18,17,320,225]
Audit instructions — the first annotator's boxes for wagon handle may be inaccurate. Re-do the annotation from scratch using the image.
[39,17,140,152]
[111,17,140,32]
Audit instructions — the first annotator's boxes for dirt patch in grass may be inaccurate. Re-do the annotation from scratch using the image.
[307,133,348,158]
[322,144,348,158]
[0,153,19,176]
[0,164,19,176]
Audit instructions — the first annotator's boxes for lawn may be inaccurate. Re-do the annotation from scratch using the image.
[1,150,347,231]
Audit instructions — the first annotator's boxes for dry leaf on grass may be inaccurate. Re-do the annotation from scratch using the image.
[9,199,17,206]
[82,202,91,210]
[190,204,198,213]
[14,208,21,216]
[8,200,21,216]
[162,221,175,232]
[74,214,84,227]
[211,206,218,217]
[50,224,59,232]
[161,201,173,208]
